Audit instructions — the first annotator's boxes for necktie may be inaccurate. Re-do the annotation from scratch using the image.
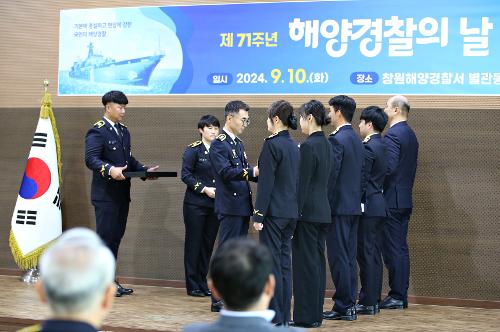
[114,123,122,142]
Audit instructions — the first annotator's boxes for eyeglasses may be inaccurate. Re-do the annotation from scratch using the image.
[233,115,250,126]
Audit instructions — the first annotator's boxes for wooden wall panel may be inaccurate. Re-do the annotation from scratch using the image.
[0,0,499,302]
[0,105,499,301]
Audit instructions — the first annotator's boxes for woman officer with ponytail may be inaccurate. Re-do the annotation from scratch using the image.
[252,100,300,326]
[291,100,333,328]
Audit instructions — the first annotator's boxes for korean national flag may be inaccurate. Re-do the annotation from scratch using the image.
[9,91,62,270]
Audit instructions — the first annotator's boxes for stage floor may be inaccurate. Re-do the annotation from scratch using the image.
[1,275,499,332]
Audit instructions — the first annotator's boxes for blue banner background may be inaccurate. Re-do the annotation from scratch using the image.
[58,0,500,95]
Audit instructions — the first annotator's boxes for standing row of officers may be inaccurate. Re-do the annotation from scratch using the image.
[84,91,418,329]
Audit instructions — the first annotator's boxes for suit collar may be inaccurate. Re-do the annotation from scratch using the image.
[330,123,352,136]
[390,120,407,128]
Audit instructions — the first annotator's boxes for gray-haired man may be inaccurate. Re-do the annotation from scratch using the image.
[28,228,116,332]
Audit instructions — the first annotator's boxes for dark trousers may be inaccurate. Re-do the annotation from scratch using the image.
[218,214,249,245]
[382,208,412,301]
[292,221,329,325]
[211,214,249,303]
[93,200,129,259]
[326,215,359,313]
[183,203,220,293]
[357,216,384,306]
[259,217,296,325]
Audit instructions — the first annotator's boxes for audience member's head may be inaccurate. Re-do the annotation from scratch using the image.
[36,228,116,328]
[209,238,275,311]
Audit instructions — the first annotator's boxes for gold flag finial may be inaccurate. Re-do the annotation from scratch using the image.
[43,79,50,92]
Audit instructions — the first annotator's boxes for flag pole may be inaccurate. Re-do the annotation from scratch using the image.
[18,79,52,284]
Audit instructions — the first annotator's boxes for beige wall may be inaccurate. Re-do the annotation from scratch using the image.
[0,1,499,301]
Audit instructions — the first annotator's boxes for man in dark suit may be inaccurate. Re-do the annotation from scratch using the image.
[323,95,364,321]
[31,228,116,332]
[380,95,419,310]
[208,100,258,311]
[356,106,388,315]
[85,90,158,297]
[183,238,302,332]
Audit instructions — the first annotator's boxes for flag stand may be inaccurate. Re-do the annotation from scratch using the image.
[21,268,40,284]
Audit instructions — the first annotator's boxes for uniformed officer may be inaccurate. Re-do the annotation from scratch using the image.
[290,100,333,329]
[208,100,258,312]
[380,95,419,310]
[356,106,388,315]
[181,115,220,298]
[252,100,300,325]
[324,95,364,321]
[84,90,158,297]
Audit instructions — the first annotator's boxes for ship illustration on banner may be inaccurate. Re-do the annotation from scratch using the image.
[69,43,164,86]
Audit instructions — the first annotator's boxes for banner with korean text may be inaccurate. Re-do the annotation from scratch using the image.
[58,0,499,95]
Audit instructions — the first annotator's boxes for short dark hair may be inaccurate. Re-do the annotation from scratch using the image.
[224,100,249,118]
[298,100,330,126]
[102,90,128,106]
[209,238,272,310]
[197,114,220,130]
[268,100,297,130]
[328,95,356,122]
[360,106,388,132]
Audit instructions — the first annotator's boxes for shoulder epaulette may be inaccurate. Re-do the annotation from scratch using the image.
[329,128,339,136]
[363,136,371,143]
[265,132,278,140]
[93,120,105,128]
[216,134,226,141]
[18,324,41,332]
[188,140,202,148]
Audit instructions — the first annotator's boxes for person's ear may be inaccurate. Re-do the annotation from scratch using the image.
[101,283,116,311]
[264,274,276,298]
[208,279,222,301]
[35,280,47,304]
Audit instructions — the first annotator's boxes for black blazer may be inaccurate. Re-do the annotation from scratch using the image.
[85,118,145,202]
[327,125,364,216]
[209,129,257,216]
[383,121,419,209]
[181,140,215,208]
[362,133,387,217]
[253,130,300,222]
[297,131,333,223]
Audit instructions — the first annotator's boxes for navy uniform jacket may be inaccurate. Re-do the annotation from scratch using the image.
[362,133,387,217]
[181,140,215,208]
[85,118,145,202]
[209,129,257,216]
[253,130,300,223]
[19,319,98,332]
[297,131,333,223]
[383,121,419,209]
[328,125,365,216]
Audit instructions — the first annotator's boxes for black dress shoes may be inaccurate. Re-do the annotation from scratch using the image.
[289,321,322,328]
[202,289,212,296]
[115,281,133,297]
[323,306,357,321]
[211,300,224,312]
[188,290,206,297]
[380,296,408,309]
[355,303,378,315]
